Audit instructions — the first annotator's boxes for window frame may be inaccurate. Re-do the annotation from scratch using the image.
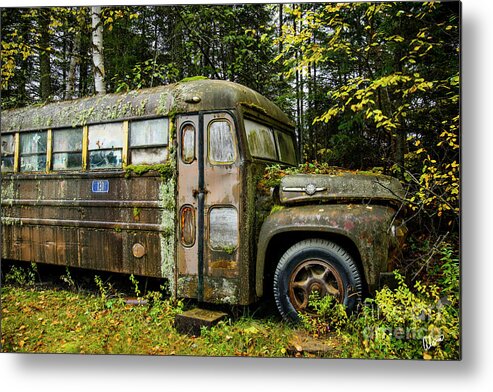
[51,127,84,171]
[180,122,196,164]
[244,118,297,165]
[1,133,16,173]
[208,205,239,251]
[19,130,48,173]
[87,122,125,170]
[129,117,169,165]
[207,118,237,165]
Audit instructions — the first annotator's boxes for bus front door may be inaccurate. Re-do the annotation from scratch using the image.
[177,112,241,303]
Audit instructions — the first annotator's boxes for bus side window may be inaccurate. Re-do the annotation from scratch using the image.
[52,128,83,171]
[20,131,47,172]
[1,134,15,172]
[88,122,124,169]
[274,130,297,165]
[244,119,277,161]
[130,118,168,165]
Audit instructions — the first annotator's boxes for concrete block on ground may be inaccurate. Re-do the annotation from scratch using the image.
[174,308,228,336]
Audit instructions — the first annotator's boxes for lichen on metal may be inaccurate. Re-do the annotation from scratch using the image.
[279,172,405,206]
[1,79,292,132]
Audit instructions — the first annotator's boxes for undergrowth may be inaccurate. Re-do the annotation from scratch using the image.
[301,243,460,360]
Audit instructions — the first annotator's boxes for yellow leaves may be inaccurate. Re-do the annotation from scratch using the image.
[386,35,405,42]
[291,7,302,19]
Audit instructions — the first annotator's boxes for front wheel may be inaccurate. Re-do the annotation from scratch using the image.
[273,239,363,323]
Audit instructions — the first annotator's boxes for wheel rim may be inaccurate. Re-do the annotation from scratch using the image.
[288,259,344,314]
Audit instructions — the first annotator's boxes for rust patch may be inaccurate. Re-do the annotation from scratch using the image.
[209,260,237,270]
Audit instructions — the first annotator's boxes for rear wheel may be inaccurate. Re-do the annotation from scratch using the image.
[273,239,362,323]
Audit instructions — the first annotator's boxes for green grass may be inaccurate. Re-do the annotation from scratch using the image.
[0,284,312,357]
[1,240,460,359]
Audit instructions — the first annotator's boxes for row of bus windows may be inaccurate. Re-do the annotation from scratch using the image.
[178,118,295,167]
[0,118,168,173]
[244,119,297,165]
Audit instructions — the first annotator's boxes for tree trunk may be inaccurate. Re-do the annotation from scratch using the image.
[65,28,81,99]
[91,6,106,95]
[39,9,52,101]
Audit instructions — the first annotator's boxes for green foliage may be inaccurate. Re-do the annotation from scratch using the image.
[299,293,348,337]
[1,283,296,356]
[275,2,460,230]
[302,244,460,359]
[93,275,120,309]
[199,319,293,357]
[4,263,37,286]
[59,267,76,290]
[112,59,180,92]
[129,274,141,298]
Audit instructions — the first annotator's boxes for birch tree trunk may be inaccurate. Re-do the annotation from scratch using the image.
[91,6,106,95]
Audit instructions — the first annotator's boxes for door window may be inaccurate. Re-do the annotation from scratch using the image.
[208,120,236,164]
[181,123,195,164]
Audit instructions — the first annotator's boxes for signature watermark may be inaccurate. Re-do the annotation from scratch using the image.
[361,296,450,349]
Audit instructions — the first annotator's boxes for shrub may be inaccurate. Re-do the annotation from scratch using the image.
[305,244,460,359]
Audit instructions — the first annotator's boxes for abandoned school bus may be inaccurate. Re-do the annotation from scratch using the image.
[0,79,406,321]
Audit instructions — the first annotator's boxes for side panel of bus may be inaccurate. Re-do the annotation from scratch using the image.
[1,117,175,283]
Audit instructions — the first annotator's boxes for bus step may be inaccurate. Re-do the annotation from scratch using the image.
[174,308,228,336]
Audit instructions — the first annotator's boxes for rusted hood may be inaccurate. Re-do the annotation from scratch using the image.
[279,172,405,206]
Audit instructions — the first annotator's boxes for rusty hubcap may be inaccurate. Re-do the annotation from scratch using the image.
[288,259,344,314]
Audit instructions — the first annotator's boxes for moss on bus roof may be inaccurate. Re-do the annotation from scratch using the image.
[1,79,294,132]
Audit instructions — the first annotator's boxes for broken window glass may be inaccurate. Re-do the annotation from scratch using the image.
[208,120,235,164]
[1,134,15,172]
[52,128,83,170]
[20,131,47,172]
[88,122,123,169]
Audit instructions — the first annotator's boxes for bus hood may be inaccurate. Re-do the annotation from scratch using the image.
[278,172,405,206]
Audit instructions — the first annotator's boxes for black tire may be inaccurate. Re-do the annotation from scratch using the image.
[273,239,363,323]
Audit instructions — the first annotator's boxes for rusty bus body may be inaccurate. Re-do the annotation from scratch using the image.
[1,79,406,321]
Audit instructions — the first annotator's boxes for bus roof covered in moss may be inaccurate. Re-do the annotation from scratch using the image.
[1,79,293,132]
